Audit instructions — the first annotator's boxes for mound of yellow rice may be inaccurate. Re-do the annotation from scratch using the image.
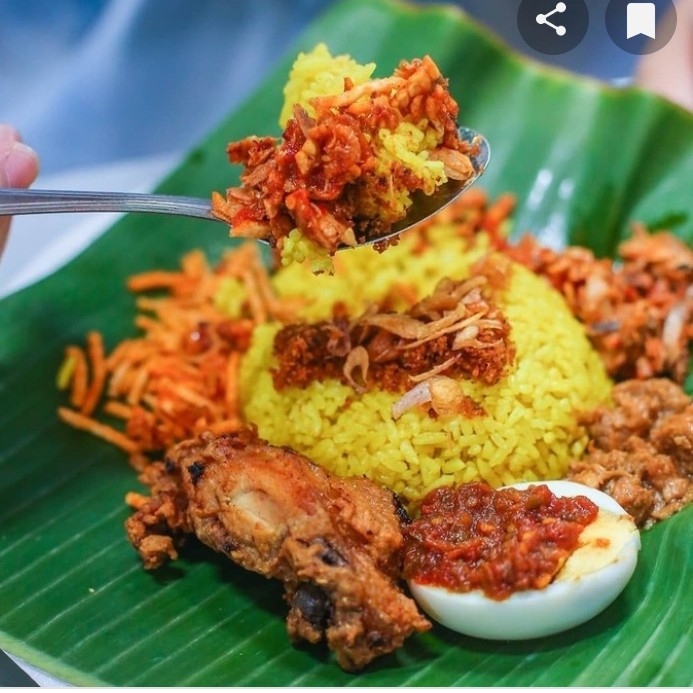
[240,224,612,506]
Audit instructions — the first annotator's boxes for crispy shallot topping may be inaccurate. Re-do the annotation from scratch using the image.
[391,376,485,420]
[272,266,515,415]
[342,345,370,393]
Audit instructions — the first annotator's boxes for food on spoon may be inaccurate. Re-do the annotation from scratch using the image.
[125,430,430,672]
[405,480,640,640]
[568,378,693,528]
[211,44,475,263]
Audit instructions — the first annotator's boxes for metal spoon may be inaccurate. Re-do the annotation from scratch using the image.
[0,127,489,250]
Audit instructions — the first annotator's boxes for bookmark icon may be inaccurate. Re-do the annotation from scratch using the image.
[626,2,656,38]
[605,0,677,56]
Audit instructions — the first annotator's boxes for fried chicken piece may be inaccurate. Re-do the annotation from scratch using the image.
[125,458,193,569]
[126,430,430,671]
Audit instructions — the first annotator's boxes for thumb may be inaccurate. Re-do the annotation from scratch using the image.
[0,141,40,188]
[0,126,40,257]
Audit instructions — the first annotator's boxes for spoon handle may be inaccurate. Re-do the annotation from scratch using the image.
[0,188,215,221]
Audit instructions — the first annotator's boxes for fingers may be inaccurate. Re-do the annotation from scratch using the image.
[0,124,22,146]
[0,124,40,257]
[0,124,40,188]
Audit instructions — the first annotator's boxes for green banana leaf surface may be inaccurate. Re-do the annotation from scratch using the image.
[1,0,691,686]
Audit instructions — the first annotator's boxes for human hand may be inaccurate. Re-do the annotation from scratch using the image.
[0,125,40,257]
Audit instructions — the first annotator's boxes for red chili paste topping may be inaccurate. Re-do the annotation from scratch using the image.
[403,482,599,600]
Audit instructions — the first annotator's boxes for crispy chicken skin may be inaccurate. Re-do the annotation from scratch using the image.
[125,430,430,671]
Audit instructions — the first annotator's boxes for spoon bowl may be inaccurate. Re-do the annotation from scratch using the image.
[0,127,489,251]
[375,126,489,247]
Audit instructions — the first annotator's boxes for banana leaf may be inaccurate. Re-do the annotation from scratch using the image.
[0,0,691,685]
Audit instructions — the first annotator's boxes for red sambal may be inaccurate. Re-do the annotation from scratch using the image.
[403,482,599,601]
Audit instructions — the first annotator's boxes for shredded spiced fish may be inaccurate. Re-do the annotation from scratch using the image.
[272,262,515,418]
[505,226,693,384]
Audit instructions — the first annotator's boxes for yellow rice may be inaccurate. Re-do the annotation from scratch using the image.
[279,228,335,275]
[279,43,376,128]
[240,224,613,506]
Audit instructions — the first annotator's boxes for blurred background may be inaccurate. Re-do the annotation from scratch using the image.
[0,0,689,299]
[0,0,689,684]
[1,0,680,178]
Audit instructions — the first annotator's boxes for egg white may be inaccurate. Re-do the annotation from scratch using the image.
[408,480,641,640]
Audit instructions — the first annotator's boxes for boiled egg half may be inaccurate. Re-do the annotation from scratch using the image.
[408,480,640,640]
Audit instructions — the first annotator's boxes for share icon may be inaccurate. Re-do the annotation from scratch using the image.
[518,0,588,54]
[536,2,567,35]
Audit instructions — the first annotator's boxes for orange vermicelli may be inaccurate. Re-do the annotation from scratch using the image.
[57,243,294,466]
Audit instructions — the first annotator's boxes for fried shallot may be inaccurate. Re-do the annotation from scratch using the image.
[271,267,515,411]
